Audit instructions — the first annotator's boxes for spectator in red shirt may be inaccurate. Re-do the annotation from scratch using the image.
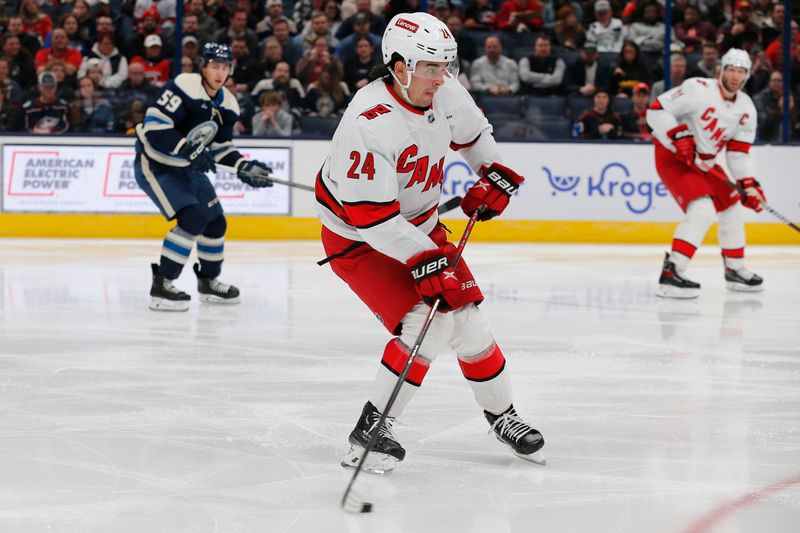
[19,0,53,44]
[496,0,544,32]
[34,29,83,76]
[130,35,171,87]
[765,19,799,74]
[675,5,716,53]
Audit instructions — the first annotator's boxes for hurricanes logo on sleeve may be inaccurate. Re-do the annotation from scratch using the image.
[360,104,393,120]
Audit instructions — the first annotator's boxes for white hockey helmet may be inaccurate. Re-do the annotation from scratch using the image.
[719,48,751,82]
[381,12,459,88]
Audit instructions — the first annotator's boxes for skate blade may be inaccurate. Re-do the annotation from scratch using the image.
[199,294,242,304]
[656,284,699,299]
[341,445,397,475]
[514,449,546,466]
[149,297,190,311]
[726,281,764,293]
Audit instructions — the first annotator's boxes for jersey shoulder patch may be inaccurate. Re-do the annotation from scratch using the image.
[220,87,240,116]
[174,73,208,101]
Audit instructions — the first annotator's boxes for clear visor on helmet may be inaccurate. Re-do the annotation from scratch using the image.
[409,59,459,81]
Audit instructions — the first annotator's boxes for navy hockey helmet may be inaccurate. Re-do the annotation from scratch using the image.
[201,42,235,75]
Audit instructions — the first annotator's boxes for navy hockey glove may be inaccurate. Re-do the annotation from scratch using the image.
[238,160,274,188]
[178,140,216,174]
[461,162,524,221]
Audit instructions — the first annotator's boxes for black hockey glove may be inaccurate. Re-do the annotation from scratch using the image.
[238,160,274,188]
[179,140,216,174]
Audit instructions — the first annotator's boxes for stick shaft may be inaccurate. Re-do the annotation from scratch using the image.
[724,178,800,233]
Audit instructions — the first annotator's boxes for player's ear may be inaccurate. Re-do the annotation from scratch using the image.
[393,61,408,86]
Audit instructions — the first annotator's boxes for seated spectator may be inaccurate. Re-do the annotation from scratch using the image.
[620,82,651,141]
[687,43,719,78]
[519,35,566,95]
[181,56,198,74]
[130,35,171,87]
[578,90,620,139]
[447,14,478,67]
[675,5,716,54]
[628,0,678,54]
[754,71,795,142]
[224,77,255,135]
[585,0,626,53]
[322,0,343,39]
[304,63,351,117]
[70,76,115,133]
[133,0,177,27]
[274,18,305,65]
[337,0,385,40]
[651,54,687,100]
[72,1,94,43]
[760,3,784,49]
[497,0,544,32]
[95,0,134,43]
[121,99,148,134]
[252,91,294,136]
[215,7,260,57]
[343,36,378,93]
[34,28,82,75]
[470,36,520,95]
[765,20,799,88]
[0,80,24,131]
[93,15,131,58]
[188,0,219,40]
[231,36,261,93]
[613,40,651,97]
[295,11,339,56]
[39,59,78,103]
[128,6,169,59]
[543,1,585,29]
[553,5,586,50]
[564,41,613,97]
[2,34,37,90]
[430,0,454,23]
[297,35,344,88]
[19,0,53,44]
[335,13,381,64]
[42,14,88,54]
[22,71,69,134]
[0,57,24,103]
[256,0,298,41]
[182,36,201,64]
[115,61,159,116]
[464,0,497,31]
[719,0,762,52]
[79,34,128,90]
[745,45,771,96]
[7,15,42,55]
[259,37,286,79]
[252,61,306,113]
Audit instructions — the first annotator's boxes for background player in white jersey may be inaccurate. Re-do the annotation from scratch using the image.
[316,12,544,474]
[646,48,767,299]
[134,43,273,311]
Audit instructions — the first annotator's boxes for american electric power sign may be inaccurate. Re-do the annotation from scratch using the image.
[2,144,291,215]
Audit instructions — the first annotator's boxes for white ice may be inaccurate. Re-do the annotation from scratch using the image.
[1,239,798,533]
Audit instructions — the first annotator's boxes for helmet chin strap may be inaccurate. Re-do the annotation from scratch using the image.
[389,67,415,105]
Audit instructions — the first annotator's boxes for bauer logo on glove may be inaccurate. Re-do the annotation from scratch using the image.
[461,162,525,221]
[410,256,449,280]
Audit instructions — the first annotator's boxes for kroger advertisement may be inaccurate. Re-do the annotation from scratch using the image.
[2,144,291,215]
[439,143,800,223]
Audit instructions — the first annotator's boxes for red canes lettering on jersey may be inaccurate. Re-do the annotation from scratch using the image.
[399,144,446,192]
[700,107,730,151]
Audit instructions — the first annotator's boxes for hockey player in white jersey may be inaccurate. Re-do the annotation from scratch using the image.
[646,48,767,298]
[316,12,544,474]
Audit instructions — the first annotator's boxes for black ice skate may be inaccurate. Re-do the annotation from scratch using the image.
[193,263,241,304]
[341,401,406,475]
[723,257,764,293]
[485,405,546,465]
[149,263,190,312]
[656,252,700,299]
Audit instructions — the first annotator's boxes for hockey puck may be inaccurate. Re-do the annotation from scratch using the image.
[361,503,373,513]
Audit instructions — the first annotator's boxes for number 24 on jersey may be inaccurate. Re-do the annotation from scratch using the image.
[347,151,375,180]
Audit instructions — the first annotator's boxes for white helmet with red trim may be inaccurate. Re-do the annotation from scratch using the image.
[720,48,751,83]
[382,12,459,88]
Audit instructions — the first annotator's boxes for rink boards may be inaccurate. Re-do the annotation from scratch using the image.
[0,136,797,243]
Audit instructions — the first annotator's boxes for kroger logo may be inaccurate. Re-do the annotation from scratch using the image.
[543,162,668,214]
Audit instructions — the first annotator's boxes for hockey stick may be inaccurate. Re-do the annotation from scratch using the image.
[341,209,481,514]
[712,172,800,234]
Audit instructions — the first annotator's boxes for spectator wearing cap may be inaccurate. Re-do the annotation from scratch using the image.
[334,12,381,64]
[19,0,53,45]
[130,34,170,87]
[578,89,620,139]
[6,15,42,56]
[429,0,453,24]
[78,33,128,89]
[188,0,220,39]
[336,0,384,41]
[256,0,298,41]
[34,28,82,75]
[519,35,565,96]
[295,10,339,56]
[464,0,497,31]
[38,60,78,103]
[564,41,613,97]
[585,0,626,53]
[251,60,306,114]
[628,0,678,54]
[674,5,716,54]
[128,6,170,59]
[70,75,115,133]
[22,71,69,134]
[496,0,544,32]
[620,82,651,141]
[553,5,586,50]
[650,53,687,102]
[215,7,260,57]
[719,0,762,52]
[687,43,719,78]
[182,35,201,63]
[470,35,520,95]
[133,0,177,28]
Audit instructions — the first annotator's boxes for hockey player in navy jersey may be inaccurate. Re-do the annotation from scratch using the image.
[135,42,273,311]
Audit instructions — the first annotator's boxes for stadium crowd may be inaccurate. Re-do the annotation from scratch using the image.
[0,0,797,141]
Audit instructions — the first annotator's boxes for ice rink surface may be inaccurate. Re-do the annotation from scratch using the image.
[1,239,798,533]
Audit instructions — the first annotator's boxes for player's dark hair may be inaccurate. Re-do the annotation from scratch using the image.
[368,52,403,82]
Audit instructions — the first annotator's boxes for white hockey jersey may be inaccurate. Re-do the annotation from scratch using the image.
[316,76,500,263]
[647,77,757,179]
